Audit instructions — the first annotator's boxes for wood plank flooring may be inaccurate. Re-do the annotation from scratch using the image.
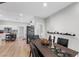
[0,39,30,57]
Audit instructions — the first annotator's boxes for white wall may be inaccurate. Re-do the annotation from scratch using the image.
[27,16,46,38]
[34,17,46,38]
[46,3,79,51]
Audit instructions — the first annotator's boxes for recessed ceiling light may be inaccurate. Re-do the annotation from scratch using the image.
[0,14,2,16]
[19,13,23,16]
[43,3,47,7]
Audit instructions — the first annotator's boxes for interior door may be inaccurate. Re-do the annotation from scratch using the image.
[18,26,24,39]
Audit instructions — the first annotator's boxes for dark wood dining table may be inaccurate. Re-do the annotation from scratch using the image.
[31,39,78,57]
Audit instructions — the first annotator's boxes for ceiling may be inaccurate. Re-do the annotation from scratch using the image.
[0,2,73,22]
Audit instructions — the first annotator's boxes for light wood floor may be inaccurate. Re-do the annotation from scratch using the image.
[0,39,31,57]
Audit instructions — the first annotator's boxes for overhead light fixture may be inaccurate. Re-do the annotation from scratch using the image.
[43,3,47,7]
[19,13,23,17]
[0,14,2,16]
